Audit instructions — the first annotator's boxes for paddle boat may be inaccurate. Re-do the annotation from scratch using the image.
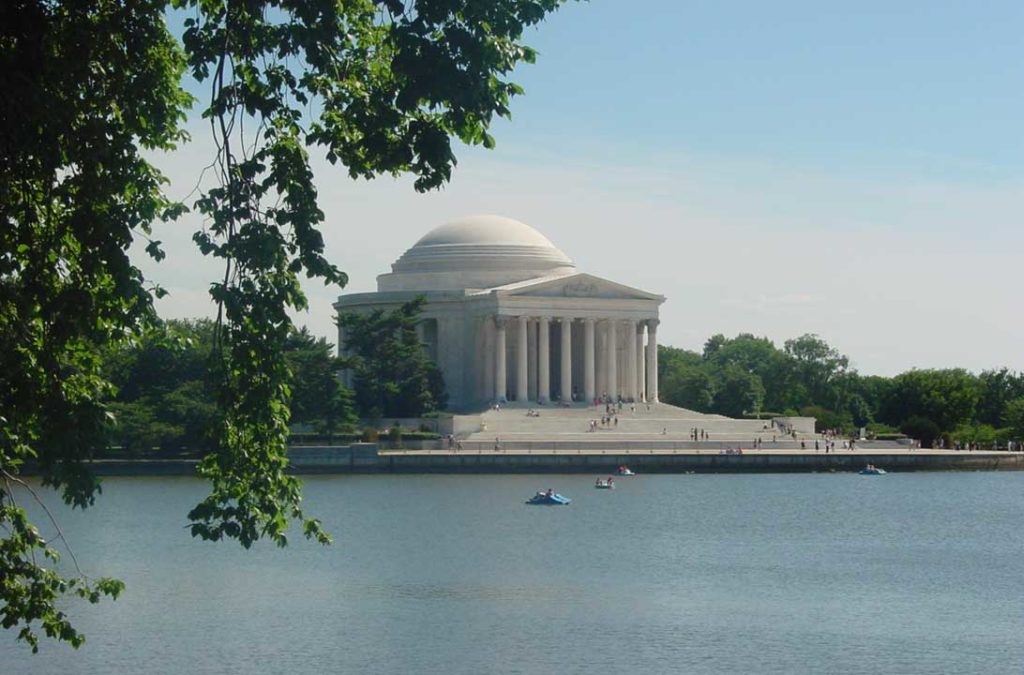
[859,464,887,475]
[594,477,615,489]
[617,465,635,476]
[526,490,571,505]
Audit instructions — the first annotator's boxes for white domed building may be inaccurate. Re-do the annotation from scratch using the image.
[335,215,665,410]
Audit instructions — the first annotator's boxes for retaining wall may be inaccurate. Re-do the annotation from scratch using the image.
[76,445,1024,475]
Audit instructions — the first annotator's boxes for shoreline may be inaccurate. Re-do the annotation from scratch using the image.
[62,446,1024,476]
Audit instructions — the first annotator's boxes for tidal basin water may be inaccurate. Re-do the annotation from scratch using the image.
[4,472,1024,674]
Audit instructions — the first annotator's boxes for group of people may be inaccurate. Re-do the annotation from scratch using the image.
[811,439,849,453]
[589,415,618,431]
[690,428,708,441]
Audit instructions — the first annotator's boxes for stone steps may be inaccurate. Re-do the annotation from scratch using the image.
[465,402,814,442]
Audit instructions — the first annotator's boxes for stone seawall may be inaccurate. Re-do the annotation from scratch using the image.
[80,445,1024,475]
[371,451,1024,474]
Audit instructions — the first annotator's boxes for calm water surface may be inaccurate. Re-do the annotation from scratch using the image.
[3,472,1023,674]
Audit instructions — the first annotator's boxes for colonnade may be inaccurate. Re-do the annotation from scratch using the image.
[492,316,659,404]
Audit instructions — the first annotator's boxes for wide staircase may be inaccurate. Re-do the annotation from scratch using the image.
[463,401,807,444]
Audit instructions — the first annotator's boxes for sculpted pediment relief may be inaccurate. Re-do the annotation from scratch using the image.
[503,274,660,301]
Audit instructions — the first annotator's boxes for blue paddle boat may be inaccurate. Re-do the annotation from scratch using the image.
[526,490,571,505]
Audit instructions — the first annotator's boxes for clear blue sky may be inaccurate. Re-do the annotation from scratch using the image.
[501,0,1022,181]
[149,1,1024,375]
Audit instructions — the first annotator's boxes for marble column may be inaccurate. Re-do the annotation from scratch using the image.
[635,323,646,402]
[483,318,494,402]
[538,317,550,403]
[527,318,538,401]
[646,319,659,403]
[605,319,617,400]
[560,317,572,402]
[583,318,596,402]
[494,317,507,401]
[516,315,529,402]
[626,319,637,401]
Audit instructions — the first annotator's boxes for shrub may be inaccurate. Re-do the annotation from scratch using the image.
[360,426,379,443]
[743,411,785,419]
[866,422,900,435]
[900,416,940,448]
[802,406,854,434]
[387,424,403,447]
[952,424,997,445]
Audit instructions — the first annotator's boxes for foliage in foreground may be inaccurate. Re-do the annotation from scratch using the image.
[1,0,568,651]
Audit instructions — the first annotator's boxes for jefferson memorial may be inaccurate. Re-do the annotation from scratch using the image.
[335,215,666,411]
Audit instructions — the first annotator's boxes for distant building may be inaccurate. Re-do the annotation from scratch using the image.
[335,215,665,410]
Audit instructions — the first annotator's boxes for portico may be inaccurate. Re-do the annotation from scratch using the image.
[488,314,659,404]
[335,215,665,410]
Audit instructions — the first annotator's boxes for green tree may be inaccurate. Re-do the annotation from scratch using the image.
[702,333,728,359]
[104,319,218,452]
[2,0,567,651]
[662,367,715,412]
[340,297,448,419]
[702,333,791,412]
[976,369,1024,428]
[285,328,355,435]
[1004,398,1024,439]
[879,369,980,433]
[847,374,891,423]
[900,415,941,448]
[845,393,873,429]
[714,363,765,418]
[801,406,854,434]
[659,344,703,376]
[783,333,849,410]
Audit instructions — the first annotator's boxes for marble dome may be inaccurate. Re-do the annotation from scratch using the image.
[378,215,576,291]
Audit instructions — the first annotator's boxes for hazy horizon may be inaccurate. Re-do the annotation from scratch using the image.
[140,1,1023,377]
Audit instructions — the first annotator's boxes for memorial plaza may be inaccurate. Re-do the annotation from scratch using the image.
[335,214,822,446]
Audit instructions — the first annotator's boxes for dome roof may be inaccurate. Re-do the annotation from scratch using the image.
[414,214,566,251]
[379,215,576,291]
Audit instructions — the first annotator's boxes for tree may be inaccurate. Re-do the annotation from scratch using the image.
[976,369,1024,428]
[879,369,980,433]
[340,297,447,419]
[714,364,765,418]
[801,406,854,435]
[2,0,567,650]
[783,334,849,410]
[104,319,218,452]
[900,415,940,448]
[1004,398,1024,439]
[662,367,715,412]
[845,393,873,429]
[285,328,355,435]
[702,333,727,360]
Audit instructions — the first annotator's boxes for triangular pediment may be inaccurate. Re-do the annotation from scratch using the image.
[493,273,663,301]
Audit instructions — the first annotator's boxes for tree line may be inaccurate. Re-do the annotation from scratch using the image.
[658,333,1024,447]
[104,300,447,453]
[109,320,1023,452]
[104,319,354,453]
